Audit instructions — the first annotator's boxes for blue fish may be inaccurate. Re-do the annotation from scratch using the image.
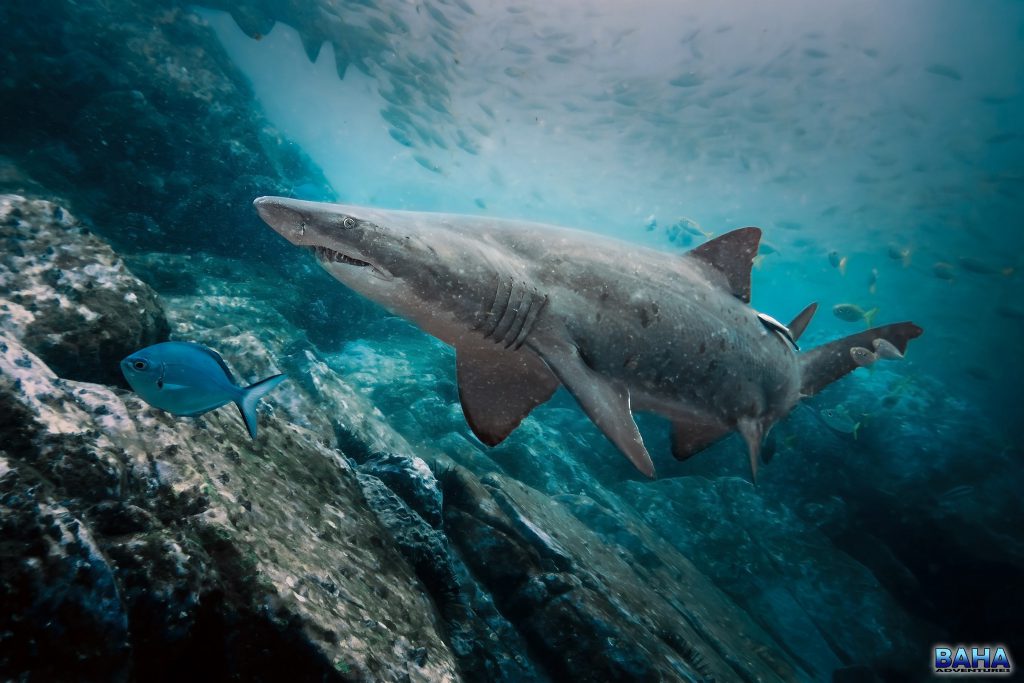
[120,341,286,439]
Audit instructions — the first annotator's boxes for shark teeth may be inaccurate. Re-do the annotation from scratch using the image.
[313,245,371,268]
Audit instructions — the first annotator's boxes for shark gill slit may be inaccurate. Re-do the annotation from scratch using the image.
[477,276,508,336]
[482,278,515,339]
[472,274,500,331]
[504,291,535,348]
[492,283,526,342]
[511,293,546,349]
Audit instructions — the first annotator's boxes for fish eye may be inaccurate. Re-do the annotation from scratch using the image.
[343,217,355,229]
[132,360,148,371]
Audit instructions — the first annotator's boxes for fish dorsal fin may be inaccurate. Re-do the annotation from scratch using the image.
[788,302,818,342]
[188,342,238,385]
[457,345,559,447]
[688,227,762,303]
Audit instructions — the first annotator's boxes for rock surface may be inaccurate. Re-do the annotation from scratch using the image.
[0,195,169,386]
[0,202,459,681]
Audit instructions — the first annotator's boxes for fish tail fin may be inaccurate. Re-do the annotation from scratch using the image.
[236,374,287,439]
[863,307,879,328]
[799,322,922,397]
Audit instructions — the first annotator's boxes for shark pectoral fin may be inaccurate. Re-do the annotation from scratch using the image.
[688,227,762,303]
[737,417,765,484]
[541,346,656,478]
[457,347,559,447]
[670,419,731,461]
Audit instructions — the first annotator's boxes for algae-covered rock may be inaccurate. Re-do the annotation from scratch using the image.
[0,195,169,386]
[623,476,925,679]
[0,331,459,682]
[440,465,809,682]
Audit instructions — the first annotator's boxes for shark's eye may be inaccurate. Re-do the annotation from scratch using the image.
[343,217,355,229]
[132,360,148,371]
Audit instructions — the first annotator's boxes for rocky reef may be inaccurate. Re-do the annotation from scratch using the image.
[0,192,941,681]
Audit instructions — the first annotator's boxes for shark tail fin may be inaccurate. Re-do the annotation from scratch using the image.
[788,302,818,342]
[799,322,922,397]
[236,374,287,439]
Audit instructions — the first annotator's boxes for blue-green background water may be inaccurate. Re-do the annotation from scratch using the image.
[205,0,1024,430]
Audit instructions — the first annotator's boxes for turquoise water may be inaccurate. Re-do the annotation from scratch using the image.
[206,1,1024,431]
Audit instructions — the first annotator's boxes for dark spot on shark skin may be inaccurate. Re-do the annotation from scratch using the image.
[639,307,652,328]
[699,342,706,354]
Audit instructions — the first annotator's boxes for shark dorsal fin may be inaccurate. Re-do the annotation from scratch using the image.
[688,227,761,303]
[788,302,818,342]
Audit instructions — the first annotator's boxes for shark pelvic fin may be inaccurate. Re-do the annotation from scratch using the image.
[541,344,656,478]
[671,419,731,461]
[689,227,762,303]
[457,346,559,446]
[788,302,818,342]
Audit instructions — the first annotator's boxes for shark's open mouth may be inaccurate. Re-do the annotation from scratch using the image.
[312,244,392,281]
[313,245,370,268]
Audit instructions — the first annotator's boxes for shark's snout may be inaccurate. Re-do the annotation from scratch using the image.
[254,196,307,244]
[255,196,395,282]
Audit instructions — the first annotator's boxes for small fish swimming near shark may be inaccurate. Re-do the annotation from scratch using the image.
[833,303,879,327]
[887,244,912,267]
[849,338,906,367]
[255,197,922,481]
[850,346,877,367]
[828,249,848,275]
[817,405,863,439]
[121,341,287,438]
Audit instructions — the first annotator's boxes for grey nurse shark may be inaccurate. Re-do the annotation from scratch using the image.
[255,196,922,480]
